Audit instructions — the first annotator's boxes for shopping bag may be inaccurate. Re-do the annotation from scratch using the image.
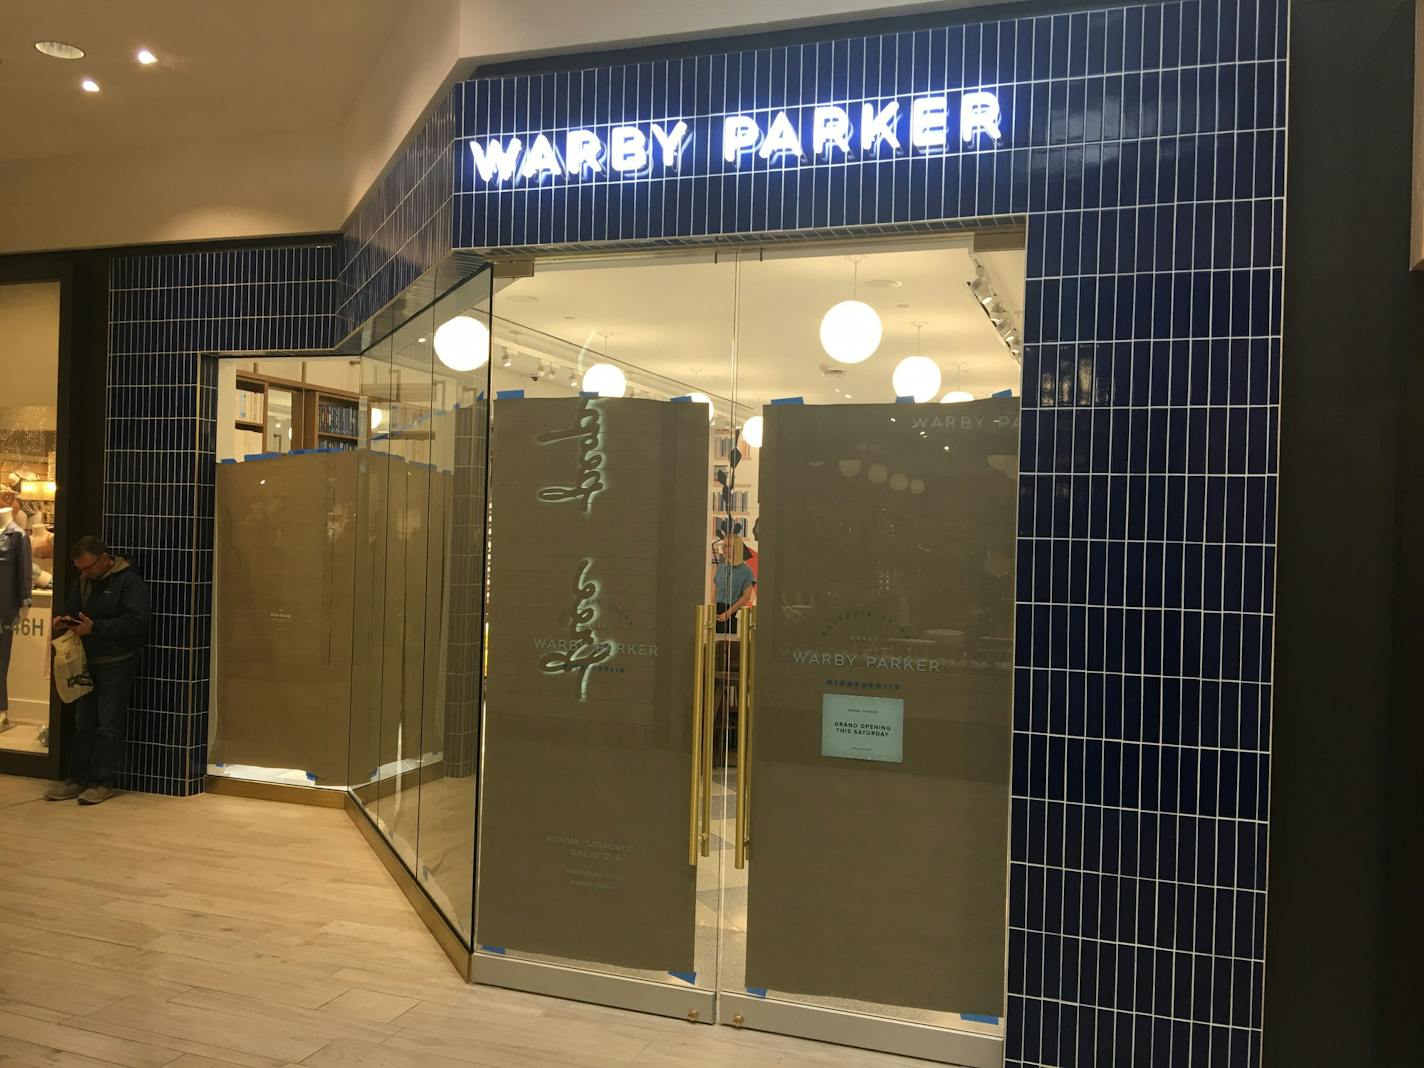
[52,630,93,703]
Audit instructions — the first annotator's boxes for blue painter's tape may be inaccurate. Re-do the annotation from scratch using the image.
[496,389,525,399]
[992,388,1013,398]
[305,772,317,782]
[961,1013,1000,1025]
[745,987,768,998]
[895,395,914,403]
[770,396,804,405]
[218,458,236,464]
[668,970,697,985]
[671,395,691,402]
[243,452,282,462]
[580,390,599,398]
[480,945,506,955]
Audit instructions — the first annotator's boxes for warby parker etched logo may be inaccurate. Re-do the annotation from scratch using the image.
[536,396,605,511]
[465,90,1004,187]
[534,399,613,699]
[538,558,613,700]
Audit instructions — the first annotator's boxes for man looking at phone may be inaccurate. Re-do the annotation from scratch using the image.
[44,536,150,805]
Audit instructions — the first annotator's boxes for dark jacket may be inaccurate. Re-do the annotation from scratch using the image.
[0,520,31,621]
[63,557,151,661]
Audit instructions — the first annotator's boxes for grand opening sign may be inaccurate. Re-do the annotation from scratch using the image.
[465,89,1005,187]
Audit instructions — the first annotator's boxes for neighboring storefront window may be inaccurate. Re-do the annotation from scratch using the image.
[0,281,60,755]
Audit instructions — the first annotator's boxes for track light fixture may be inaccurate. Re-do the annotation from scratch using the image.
[967,260,1023,364]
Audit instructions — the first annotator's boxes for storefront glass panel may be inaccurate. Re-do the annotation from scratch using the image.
[207,269,493,941]
[469,238,1023,1056]
[475,253,737,999]
[0,281,61,757]
[708,243,1022,1049]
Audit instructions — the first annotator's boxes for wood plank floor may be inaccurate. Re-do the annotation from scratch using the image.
[0,775,936,1067]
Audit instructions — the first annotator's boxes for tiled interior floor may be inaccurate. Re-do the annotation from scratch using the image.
[0,774,938,1067]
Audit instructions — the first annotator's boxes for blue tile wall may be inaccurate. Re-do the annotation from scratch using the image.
[449,2,1284,1065]
[105,246,339,795]
[337,95,456,338]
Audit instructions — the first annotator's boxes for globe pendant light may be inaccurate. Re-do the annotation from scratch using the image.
[741,414,764,448]
[582,362,627,397]
[891,322,942,403]
[582,331,628,397]
[820,256,882,364]
[690,392,716,422]
[941,360,974,403]
[433,314,490,372]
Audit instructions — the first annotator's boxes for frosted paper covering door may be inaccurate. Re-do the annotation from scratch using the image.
[744,398,1019,1015]
[211,452,357,784]
[478,397,708,971]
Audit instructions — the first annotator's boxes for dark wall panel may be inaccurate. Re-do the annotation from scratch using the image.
[1269,1,1424,1065]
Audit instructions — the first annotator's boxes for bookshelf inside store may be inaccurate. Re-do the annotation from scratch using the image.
[308,391,361,452]
[228,362,366,460]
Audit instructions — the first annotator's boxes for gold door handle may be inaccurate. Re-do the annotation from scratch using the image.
[734,604,756,869]
[688,602,707,866]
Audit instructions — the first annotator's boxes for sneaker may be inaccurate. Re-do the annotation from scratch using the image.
[77,785,115,806]
[43,781,84,801]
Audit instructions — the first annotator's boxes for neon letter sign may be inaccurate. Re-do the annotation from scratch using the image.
[812,105,853,158]
[961,91,1003,144]
[465,89,1004,187]
[860,100,902,153]
[759,111,805,160]
[470,137,523,182]
[609,126,649,173]
[650,120,690,166]
[723,115,761,162]
[565,129,605,176]
[519,133,562,181]
[910,96,949,149]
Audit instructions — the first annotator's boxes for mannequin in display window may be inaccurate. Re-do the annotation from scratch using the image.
[3,475,30,533]
[0,498,34,731]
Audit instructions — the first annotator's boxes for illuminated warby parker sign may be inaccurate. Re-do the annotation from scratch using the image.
[465,89,1004,187]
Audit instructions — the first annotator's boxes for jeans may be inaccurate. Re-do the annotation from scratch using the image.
[68,656,138,787]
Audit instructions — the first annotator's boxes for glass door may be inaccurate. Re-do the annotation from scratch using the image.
[473,253,737,1020]
[711,243,1023,1066]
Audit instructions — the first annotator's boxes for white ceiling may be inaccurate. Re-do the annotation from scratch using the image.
[484,243,1026,412]
[0,0,409,162]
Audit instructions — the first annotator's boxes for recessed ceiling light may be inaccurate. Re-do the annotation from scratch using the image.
[136,48,158,65]
[896,303,911,309]
[505,294,539,304]
[81,79,100,93]
[418,337,427,343]
[862,279,902,289]
[35,41,84,60]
